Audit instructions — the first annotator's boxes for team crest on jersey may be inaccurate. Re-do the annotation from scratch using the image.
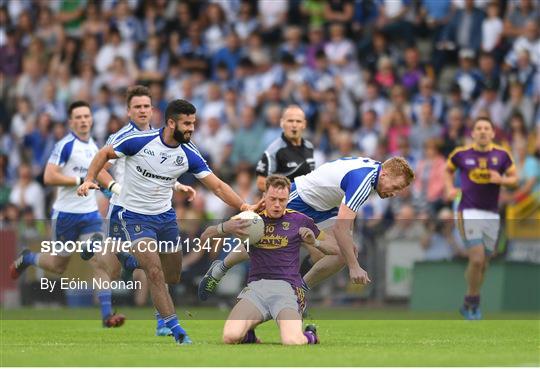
[491,156,498,165]
[113,225,119,233]
[282,222,290,230]
[174,156,184,166]
[478,158,488,169]
[134,225,142,233]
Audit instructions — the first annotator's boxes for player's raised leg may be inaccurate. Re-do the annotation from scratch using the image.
[223,298,264,344]
[11,252,71,278]
[198,248,249,301]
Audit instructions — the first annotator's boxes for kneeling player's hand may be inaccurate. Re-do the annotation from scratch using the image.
[299,227,316,245]
[77,181,99,197]
[223,219,251,238]
[174,182,196,201]
[349,265,371,285]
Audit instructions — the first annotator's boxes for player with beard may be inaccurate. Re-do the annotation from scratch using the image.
[78,99,260,345]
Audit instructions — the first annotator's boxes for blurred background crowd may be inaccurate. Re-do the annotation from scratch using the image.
[1,0,539,305]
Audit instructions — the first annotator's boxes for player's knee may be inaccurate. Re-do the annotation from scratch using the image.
[469,254,485,268]
[222,329,244,344]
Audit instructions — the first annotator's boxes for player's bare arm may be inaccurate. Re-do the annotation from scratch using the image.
[200,219,251,244]
[333,204,371,284]
[45,163,114,189]
[445,166,459,201]
[199,172,263,211]
[78,145,119,196]
[299,228,336,255]
[489,166,518,188]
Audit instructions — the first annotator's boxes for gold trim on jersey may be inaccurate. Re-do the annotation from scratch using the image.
[447,145,471,171]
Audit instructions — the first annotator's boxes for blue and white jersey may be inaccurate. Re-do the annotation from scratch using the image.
[106,121,148,205]
[293,157,381,213]
[112,127,212,215]
[48,132,100,213]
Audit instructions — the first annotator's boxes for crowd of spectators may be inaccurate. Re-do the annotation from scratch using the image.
[1,0,539,293]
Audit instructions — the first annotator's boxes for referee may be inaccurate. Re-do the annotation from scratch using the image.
[255,105,315,192]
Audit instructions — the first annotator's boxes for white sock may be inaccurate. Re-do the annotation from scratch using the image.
[211,260,228,279]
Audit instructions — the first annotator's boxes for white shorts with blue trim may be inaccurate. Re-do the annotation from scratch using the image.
[288,183,338,228]
[457,208,500,255]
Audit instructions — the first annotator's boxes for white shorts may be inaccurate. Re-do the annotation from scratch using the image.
[457,208,500,254]
[237,279,305,321]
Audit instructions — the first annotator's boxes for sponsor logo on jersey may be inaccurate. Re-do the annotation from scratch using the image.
[287,162,298,168]
[465,158,476,166]
[135,166,175,181]
[468,168,491,184]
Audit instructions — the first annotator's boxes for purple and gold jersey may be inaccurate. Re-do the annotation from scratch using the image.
[447,144,514,212]
[247,209,322,288]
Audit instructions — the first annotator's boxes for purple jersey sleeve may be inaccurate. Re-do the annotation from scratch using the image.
[447,148,463,171]
[303,215,321,239]
[500,150,515,173]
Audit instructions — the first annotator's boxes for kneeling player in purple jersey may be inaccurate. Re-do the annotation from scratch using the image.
[201,175,335,345]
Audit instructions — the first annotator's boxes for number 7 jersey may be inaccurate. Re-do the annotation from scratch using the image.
[112,127,211,215]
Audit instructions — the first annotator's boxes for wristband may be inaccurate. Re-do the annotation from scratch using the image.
[314,239,321,248]
[109,182,122,195]
[217,222,225,235]
[75,177,83,186]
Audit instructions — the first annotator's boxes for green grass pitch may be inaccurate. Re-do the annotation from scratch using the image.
[1,308,538,366]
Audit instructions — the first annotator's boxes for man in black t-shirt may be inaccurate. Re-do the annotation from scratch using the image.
[255,105,315,192]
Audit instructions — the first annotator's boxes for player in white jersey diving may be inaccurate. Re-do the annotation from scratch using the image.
[199,156,415,299]
[78,99,259,345]
[9,101,126,327]
[84,85,196,334]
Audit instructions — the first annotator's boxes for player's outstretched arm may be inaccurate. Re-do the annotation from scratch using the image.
[78,145,119,197]
[200,219,251,243]
[333,204,371,284]
[199,173,261,211]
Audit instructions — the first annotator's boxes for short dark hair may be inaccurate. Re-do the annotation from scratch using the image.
[68,101,91,117]
[165,99,196,122]
[472,116,495,129]
[265,175,291,192]
[126,85,151,107]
